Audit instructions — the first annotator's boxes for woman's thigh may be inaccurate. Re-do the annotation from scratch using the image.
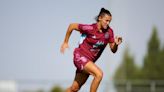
[83,61,103,77]
[71,70,90,89]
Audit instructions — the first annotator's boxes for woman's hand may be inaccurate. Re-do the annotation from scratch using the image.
[60,42,69,54]
[114,36,122,45]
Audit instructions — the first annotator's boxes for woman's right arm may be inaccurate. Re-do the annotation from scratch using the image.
[60,23,79,53]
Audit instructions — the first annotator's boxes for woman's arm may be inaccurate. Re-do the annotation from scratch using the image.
[60,23,79,53]
[109,36,122,53]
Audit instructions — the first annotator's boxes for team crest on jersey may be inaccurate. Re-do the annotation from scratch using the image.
[105,32,109,39]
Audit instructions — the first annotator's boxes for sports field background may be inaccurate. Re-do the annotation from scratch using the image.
[0,0,164,92]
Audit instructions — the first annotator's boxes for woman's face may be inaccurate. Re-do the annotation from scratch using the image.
[99,14,112,29]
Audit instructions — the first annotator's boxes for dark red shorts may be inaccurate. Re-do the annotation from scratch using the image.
[73,50,89,72]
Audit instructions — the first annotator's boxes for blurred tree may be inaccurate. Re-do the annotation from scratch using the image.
[148,27,160,54]
[114,26,164,92]
[114,47,139,80]
[157,46,164,79]
[142,26,163,80]
[50,85,64,92]
[114,47,140,92]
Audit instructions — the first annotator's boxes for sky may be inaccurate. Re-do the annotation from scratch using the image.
[0,0,164,86]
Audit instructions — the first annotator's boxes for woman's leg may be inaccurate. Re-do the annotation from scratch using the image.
[83,61,103,92]
[66,70,89,92]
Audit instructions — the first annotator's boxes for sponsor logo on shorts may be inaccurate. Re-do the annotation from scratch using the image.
[75,53,87,63]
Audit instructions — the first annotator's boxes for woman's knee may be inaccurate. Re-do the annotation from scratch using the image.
[95,70,103,80]
[70,84,81,92]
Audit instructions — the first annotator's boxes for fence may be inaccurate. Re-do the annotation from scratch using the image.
[1,80,164,92]
[114,80,164,92]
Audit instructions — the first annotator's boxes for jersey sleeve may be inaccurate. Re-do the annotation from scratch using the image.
[108,27,114,43]
[78,24,93,34]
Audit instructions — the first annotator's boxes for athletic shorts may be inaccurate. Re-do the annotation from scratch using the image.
[73,49,89,72]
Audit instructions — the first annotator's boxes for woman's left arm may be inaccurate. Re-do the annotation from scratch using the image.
[109,36,122,53]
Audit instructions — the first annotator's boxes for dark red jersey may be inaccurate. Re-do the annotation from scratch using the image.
[74,23,114,62]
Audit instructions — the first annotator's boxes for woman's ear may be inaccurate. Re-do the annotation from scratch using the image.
[98,16,102,21]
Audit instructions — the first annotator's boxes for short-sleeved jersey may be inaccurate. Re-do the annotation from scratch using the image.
[75,23,114,62]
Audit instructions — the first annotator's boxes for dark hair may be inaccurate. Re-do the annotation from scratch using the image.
[95,8,112,22]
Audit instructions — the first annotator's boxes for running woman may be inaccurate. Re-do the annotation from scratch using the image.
[60,8,122,92]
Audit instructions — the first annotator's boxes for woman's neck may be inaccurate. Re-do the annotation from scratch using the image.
[96,22,102,32]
